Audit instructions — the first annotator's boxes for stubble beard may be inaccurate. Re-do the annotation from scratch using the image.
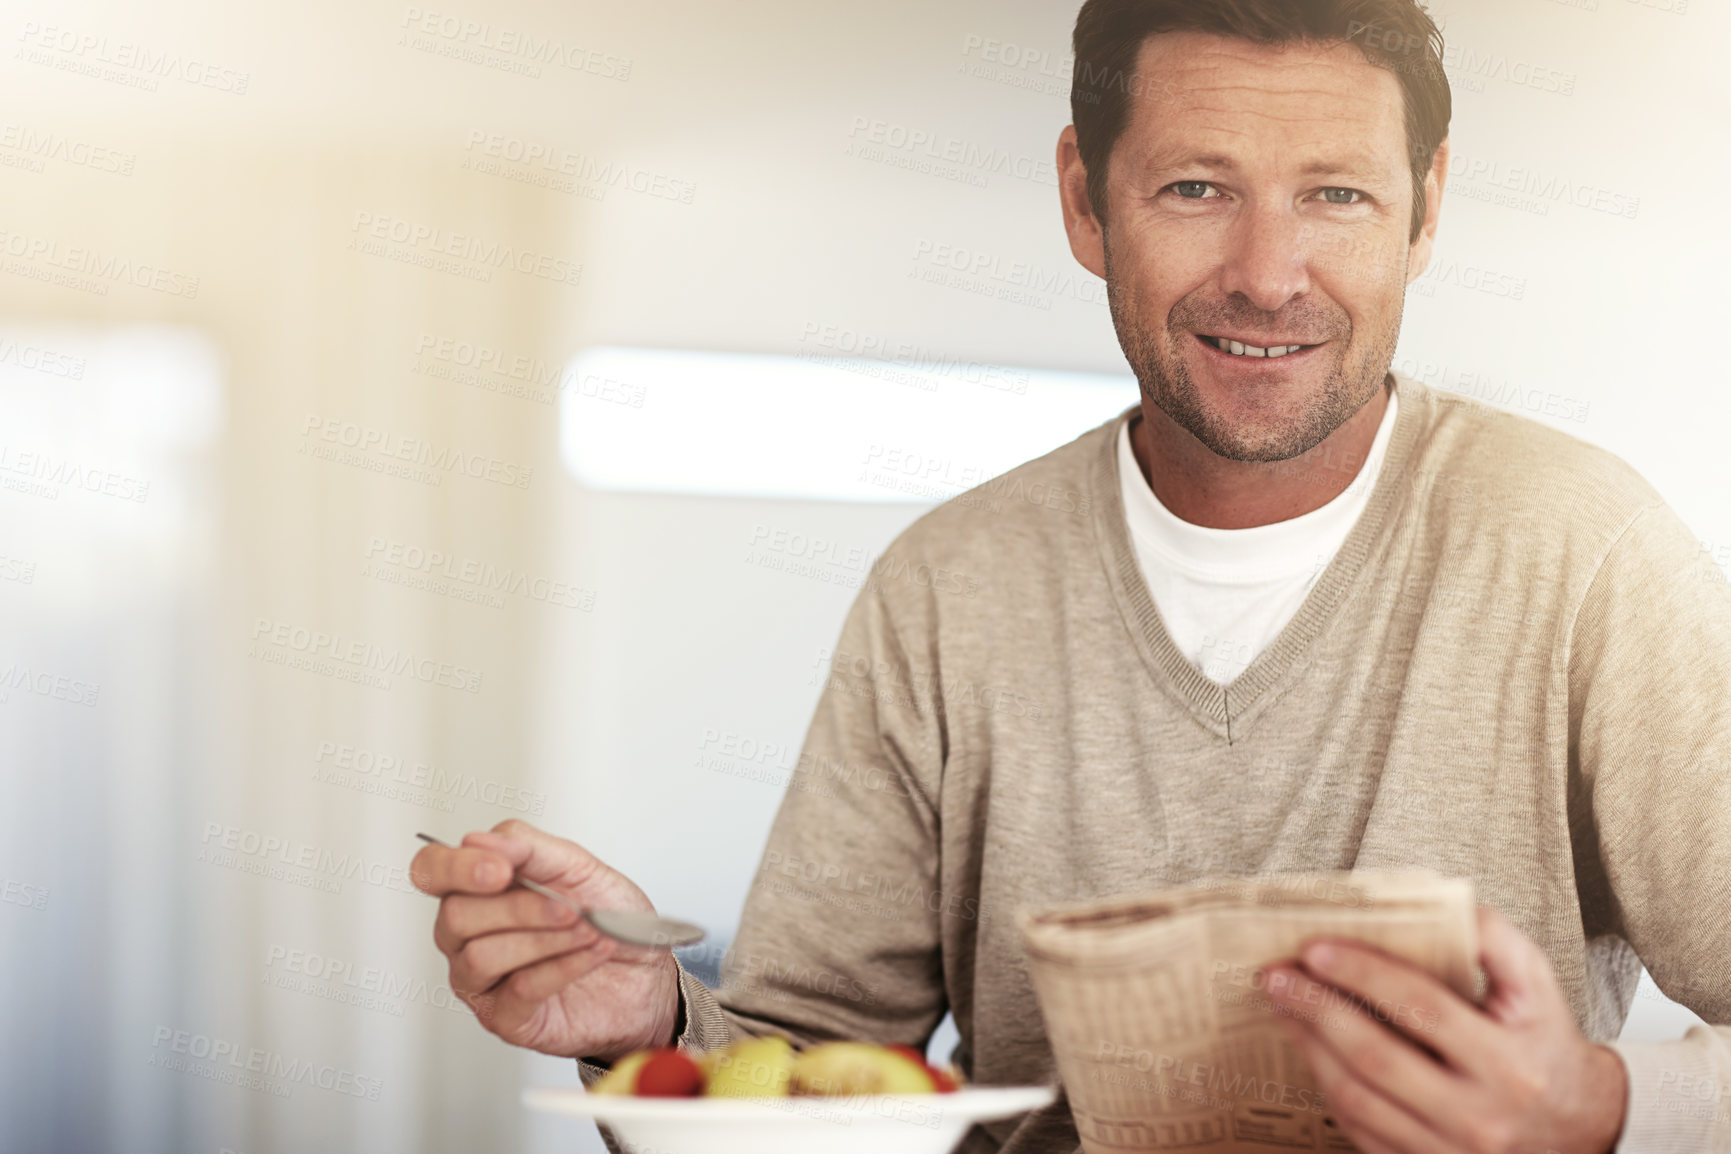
[1103,233,1403,463]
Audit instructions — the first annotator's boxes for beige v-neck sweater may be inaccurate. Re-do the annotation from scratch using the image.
[582,374,1731,1152]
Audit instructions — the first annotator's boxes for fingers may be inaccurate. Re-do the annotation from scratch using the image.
[1282,938,1500,1077]
[1263,960,1463,1123]
[467,940,624,1041]
[411,840,516,898]
[1476,905,1559,1024]
[414,820,609,900]
[501,937,621,1007]
[1278,1017,1437,1154]
[432,888,580,956]
[449,924,608,998]
[463,819,606,888]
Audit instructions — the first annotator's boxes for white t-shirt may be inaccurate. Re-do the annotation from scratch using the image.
[1117,392,1400,685]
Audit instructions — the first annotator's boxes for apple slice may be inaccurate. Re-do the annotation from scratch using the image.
[792,1042,937,1095]
[589,1049,653,1096]
[888,1043,962,1091]
[702,1036,795,1097]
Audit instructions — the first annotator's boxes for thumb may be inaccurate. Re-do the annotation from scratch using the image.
[1476,905,1561,1025]
[462,819,610,890]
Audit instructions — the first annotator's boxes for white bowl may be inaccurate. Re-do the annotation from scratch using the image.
[522,1084,1058,1154]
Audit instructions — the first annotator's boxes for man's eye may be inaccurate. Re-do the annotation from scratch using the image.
[1317,187,1363,205]
[1170,181,1218,199]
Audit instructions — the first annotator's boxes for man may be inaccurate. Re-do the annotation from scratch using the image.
[412,1,1731,1151]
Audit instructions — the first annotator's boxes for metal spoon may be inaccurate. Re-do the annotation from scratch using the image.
[415,832,705,949]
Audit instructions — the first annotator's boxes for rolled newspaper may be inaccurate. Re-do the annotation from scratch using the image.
[1018,871,1478,1153]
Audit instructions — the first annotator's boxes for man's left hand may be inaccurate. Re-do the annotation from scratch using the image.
[1261,906,1629,1154]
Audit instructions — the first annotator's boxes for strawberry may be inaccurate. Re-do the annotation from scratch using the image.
[634,1048,704,1097]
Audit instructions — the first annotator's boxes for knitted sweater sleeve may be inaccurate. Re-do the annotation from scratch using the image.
[578,576,949,1098]
[1569,501,1731,1152]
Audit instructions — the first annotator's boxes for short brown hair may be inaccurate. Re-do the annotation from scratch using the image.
[1071,0,1451,243]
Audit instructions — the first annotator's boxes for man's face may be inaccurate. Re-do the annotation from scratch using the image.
[1083,33,1428,462]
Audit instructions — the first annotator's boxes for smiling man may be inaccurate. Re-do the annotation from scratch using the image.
[411,2,1731,1152]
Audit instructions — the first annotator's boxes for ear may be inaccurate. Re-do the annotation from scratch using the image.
[1405,135,1448,285]
[1057,125,1107,279]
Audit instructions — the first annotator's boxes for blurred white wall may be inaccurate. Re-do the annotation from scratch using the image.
[0,0,1723,1152]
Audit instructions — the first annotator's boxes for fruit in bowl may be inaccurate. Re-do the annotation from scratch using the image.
[591,1036,963,1098]
[793,1042,960,1094]
[699,1036,796,1097]
[530,1038,1050,1154]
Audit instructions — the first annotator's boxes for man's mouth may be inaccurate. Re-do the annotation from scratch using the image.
[1195,333,1323,360]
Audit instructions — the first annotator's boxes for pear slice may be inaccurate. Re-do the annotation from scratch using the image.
[702,1035,795,1097]
[791,1042,937,1095]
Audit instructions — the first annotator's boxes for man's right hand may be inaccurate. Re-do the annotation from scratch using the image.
[411,819,682,1063]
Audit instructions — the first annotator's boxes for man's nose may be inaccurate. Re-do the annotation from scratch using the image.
[1217,204,1311,313]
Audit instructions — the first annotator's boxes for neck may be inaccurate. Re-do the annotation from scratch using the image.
[1131,381,1391,530]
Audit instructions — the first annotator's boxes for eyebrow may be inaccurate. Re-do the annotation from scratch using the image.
[1295,153,1390,179]
[1139,149,1392,182]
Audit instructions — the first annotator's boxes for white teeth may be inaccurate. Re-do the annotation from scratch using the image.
[1210,336,1304,358]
